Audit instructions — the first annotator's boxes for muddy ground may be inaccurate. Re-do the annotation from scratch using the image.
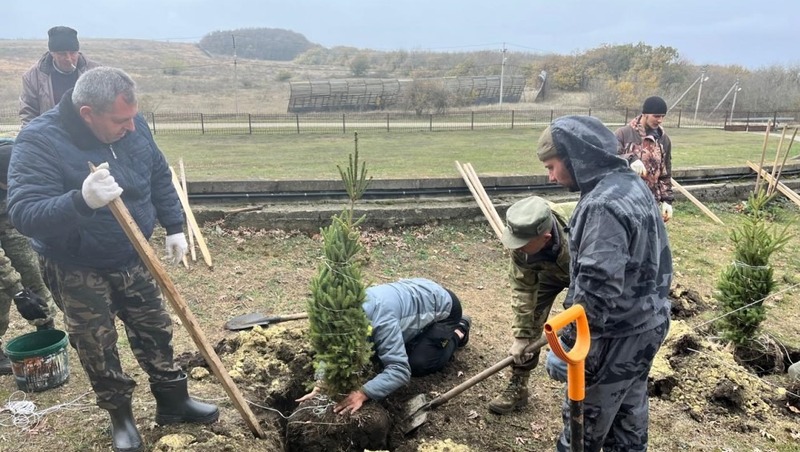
[1,201,800,451]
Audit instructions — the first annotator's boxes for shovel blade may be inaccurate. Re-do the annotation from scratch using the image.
[399,394,430,434]
[224,312,271,331]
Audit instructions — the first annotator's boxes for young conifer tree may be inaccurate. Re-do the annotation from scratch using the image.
[716,192,792,346]
[307,133,374,398]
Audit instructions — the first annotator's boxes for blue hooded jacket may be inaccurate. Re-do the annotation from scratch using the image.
[7,91,183,270]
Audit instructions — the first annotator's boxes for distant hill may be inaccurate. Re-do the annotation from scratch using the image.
[200,28,317,61]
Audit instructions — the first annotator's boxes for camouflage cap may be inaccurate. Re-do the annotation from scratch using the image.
[536,125,560,161]
[500,196,554,250]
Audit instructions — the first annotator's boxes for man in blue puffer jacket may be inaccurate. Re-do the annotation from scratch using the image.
[7,67,216,452]
[298,278,471,414]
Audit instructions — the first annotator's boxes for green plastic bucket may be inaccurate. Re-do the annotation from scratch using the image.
[3,329,70,392]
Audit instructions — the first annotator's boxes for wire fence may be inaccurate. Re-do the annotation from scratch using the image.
[1,107,797,135]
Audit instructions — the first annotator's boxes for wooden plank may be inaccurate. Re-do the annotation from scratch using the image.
[178,158,197,262]
[670,178,725,225]
[170,168,213,269]
[747,161,800,207]
[465,163,504,232]
[89,163,265,438]
[754,123,772,194]
[455,161,503,240]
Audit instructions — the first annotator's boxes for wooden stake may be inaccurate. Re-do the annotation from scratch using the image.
[768,125,788,196]
[455,161,503,240]
[179,158,197,262]
[771,127,798,195]
[754,122,772,194]
[89,163,265,438]
[670,178,724,225]
[465,163,504,233]
[746,161,800,207]
[170,168,213,269]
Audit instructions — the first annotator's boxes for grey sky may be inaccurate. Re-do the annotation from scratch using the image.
[3,0,797,68]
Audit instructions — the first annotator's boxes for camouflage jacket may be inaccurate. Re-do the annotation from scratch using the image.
[550,115,672,340]
[614,115,674,204]
[509,203,571,338]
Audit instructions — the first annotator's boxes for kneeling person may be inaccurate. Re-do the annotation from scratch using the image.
[299,278,471,414]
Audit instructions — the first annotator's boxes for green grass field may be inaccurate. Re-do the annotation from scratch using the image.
[154,128,779,181]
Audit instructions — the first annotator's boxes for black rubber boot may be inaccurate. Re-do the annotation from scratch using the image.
[151,374,219,425]
[106,402,143,452]
[0,344,11,376]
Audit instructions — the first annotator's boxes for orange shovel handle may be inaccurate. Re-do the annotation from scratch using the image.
[544,305,590,401]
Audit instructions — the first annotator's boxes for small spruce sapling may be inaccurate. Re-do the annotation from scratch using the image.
[307,133,374,398]
[716,191,792,346]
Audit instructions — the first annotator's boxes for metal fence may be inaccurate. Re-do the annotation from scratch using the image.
[1,107,797,135]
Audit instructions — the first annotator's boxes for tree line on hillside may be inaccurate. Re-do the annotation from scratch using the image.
[200,28,316,61]
[203,28,800,113]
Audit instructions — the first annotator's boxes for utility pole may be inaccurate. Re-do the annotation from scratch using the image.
[499,43,507,108]
[232,34,239,114]
[729,79,741,123]
[693,66,707,121]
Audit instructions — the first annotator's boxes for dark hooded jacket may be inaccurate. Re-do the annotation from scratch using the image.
[7,90,183,270]
[549,116,672,340]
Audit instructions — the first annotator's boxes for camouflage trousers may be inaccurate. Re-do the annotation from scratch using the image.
[41,257,181,409]
[556,318,670,452]
[0,222,57,338]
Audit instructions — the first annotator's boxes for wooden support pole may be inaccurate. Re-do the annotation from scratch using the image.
[768,125,789,196]
[670,178,724,225]
[455,161,503,240]
[171,168,213,269]
[746,161,800,207]
[465,163,504,233]
[179,158,197,262]
[770,127,798,196]
[754,122,772,194]
[89,163,265,438]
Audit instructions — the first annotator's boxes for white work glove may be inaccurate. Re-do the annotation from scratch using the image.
[81,162,123,209]
[509,338,535,365]
[165,233,188,265]
[629,159,647,177]
[660,202,673,222]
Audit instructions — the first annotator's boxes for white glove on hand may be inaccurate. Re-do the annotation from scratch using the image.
[165,233,188,265]
[629,159,647,177]
[660,202,673,222]
[81,162,123,209]
[509,338,534,365]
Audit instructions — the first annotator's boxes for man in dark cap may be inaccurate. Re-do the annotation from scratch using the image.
[536,116,672,451]
[19,26,99,127]
[487,196,571,414]
[614,95,674,222]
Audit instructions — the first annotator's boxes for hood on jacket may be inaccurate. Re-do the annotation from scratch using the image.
[550,115,628,193]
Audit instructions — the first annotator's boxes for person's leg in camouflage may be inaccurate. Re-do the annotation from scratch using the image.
[0,219,57,330]
[555,319,669,451]
[489,276,565,414]
[0,243,24,375]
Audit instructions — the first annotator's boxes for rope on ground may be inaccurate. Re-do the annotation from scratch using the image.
[0,390,93,432]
